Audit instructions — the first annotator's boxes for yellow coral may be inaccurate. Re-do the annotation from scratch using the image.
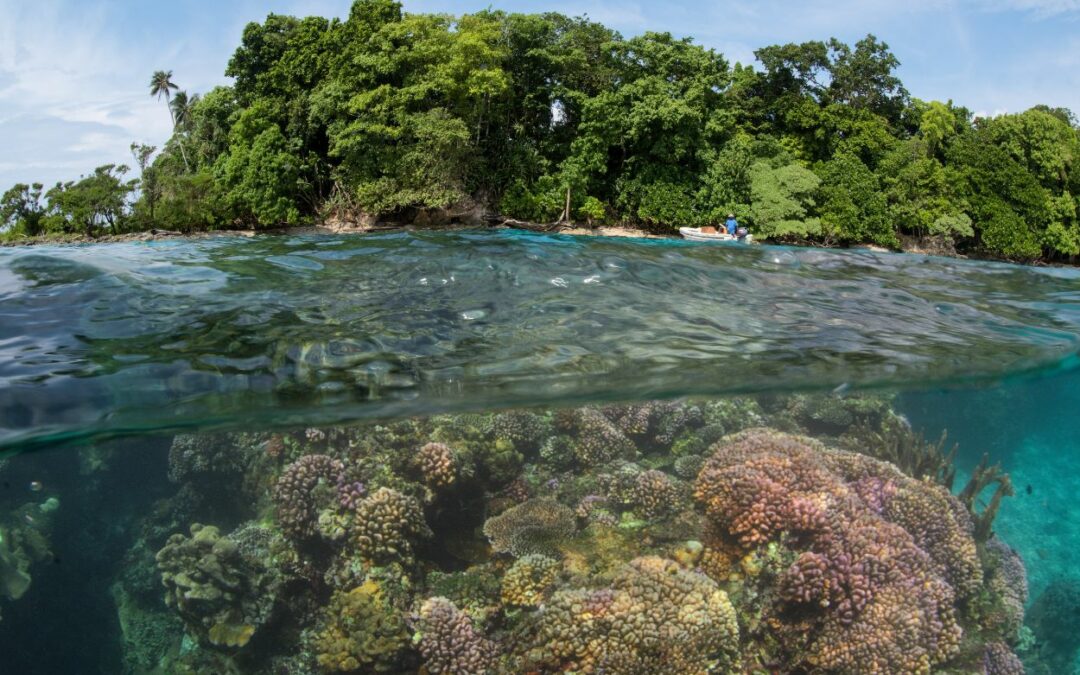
[208,621,255,647]
[501,555,559,607]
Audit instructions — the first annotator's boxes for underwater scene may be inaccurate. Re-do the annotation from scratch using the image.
[0,230,1078,674]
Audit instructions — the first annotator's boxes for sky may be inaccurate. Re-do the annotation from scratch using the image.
[0,0,1078,189]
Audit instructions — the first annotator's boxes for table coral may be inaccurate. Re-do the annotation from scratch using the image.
[482,498,576,557]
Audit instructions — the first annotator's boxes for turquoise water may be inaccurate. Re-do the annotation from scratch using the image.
[0,230,1077,673]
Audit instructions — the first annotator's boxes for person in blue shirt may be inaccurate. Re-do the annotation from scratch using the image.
[725,213,738,236]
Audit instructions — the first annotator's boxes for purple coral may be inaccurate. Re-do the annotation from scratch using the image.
[273,454,345,540]
[418,597,499,675]
[694,429,976,673]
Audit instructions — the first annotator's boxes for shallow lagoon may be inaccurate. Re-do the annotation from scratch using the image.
[0,231,1077,674]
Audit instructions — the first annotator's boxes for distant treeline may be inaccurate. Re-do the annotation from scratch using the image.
[3,0,1079,261]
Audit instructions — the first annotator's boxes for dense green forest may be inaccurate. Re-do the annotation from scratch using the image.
[2,0,1079,261]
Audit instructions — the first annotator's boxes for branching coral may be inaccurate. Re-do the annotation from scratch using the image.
[155,523,284,648]
[694,429,978,673]
[519,556,739,674]
[482,498,576,557]
[417,597,500,675]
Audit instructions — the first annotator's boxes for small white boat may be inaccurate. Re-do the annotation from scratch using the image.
[678,227,754,244]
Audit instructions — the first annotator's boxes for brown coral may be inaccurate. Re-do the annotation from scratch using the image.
[694,429,977,674]
[418,596,499,675]
[500,554,559,607]
[312,581,411,673]
[520,556,739,674]
[353,488,431,564]
[482,498,576,557]
[416,442,456,489]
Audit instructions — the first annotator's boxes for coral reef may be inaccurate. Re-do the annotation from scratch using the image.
[93,398,1028,675]
[500,554,559,607]
[416,441,457,489]
[155,522,285,648]
[273,454,345,540]
[311,581,411,672]
[1025,579,1080,675]
[482,498,576,557]
[519,556,739,674]
[694,429,977,673]
[417,596,500,675]
[352,487,431,564]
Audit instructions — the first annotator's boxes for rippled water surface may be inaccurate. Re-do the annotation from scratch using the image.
[1,230,1079,675]
[2,230,1079,450]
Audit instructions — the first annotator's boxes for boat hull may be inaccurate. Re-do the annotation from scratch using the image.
[678,227,754,244]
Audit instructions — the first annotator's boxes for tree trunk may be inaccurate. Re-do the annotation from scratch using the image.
[558,185,571,224]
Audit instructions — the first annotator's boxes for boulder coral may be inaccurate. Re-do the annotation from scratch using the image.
[694,428,978,674]
[500,554,559,607]
[416,442,457,489]
[520,556,739,674]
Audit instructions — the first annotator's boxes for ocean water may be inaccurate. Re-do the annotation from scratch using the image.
[0,230,1077,674]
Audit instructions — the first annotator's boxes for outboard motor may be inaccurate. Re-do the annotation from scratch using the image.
[736,226,749,241]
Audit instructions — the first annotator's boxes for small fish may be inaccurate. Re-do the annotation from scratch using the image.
[29,480,43,492]
[1025,484,1033,495]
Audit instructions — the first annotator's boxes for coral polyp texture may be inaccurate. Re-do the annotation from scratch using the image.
[352,487,430,564]
[417,596,500,675]
[273,454,345,540]
[500,554,559,607]
[519,555,739,674]
[694,428,984,674]
[482,497,576,557]
[416,442,457,489]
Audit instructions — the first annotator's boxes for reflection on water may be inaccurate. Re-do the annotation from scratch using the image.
[0,383,1075,674]
[2,230,1079,450]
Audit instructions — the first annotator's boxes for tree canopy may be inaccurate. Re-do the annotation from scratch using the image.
[5,1,1079,262]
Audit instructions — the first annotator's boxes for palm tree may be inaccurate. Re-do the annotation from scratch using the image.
[149,70,189,171]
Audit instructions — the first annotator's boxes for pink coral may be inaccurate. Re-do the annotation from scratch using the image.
[694,429,976,674]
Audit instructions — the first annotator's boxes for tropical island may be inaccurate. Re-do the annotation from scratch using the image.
[2,0,1078,263]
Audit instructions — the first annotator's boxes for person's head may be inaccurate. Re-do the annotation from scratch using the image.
[727,213,735,219]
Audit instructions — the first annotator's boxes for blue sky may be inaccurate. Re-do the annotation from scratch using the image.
[1,0,1078,189]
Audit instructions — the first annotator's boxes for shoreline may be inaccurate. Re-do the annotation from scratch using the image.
[2,222,1064,267]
